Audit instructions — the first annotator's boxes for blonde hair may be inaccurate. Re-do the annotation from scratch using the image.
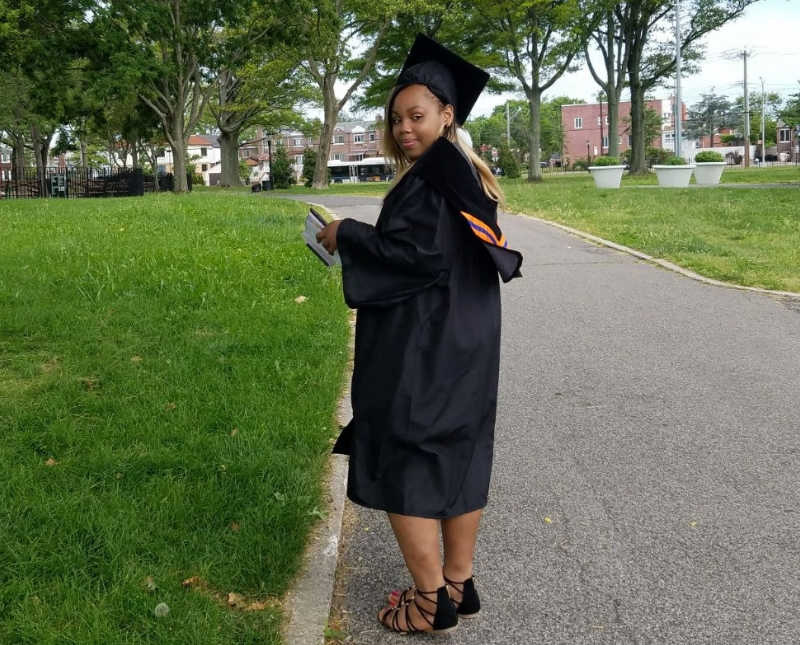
[383,87,505,209]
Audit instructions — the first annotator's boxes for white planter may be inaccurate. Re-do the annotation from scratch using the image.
[693,162,726,186]
[588,165,625,189]
[652,164,695,187]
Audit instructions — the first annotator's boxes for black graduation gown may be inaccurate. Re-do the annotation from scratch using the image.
[333,137,522,519]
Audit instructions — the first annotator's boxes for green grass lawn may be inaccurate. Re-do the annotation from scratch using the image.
[0,192,350,643]
[501,170,800,293]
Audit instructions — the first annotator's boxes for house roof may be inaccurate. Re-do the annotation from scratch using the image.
[188,134,219,147]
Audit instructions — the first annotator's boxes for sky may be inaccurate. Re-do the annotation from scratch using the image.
[316,0,800,122]
[470,0,800,117]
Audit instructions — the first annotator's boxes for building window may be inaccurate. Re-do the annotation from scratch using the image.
[369,132,376,141]
[628,135,633,146]
[333,153,343,161]
[779,129,791,142]
[333,134,345,145]
[294,138,303,146]
[351,153,364,161]
[353,134,364,144]
[200,147,207,156]
[618,136,622,145]
[574,117,583,129]
[602,136,608,148]
[201,164,208,171]
[295,155,303,164]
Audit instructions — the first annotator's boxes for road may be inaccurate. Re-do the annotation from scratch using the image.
[282,192,800,644]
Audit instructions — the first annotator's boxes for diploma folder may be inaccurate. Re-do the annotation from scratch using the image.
[303,207,341,266]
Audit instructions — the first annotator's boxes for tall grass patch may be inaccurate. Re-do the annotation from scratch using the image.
[0,193,350,643]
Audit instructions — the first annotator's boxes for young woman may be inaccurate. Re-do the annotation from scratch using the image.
[316,34,522,635]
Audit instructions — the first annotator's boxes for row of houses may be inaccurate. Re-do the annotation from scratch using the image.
[3,101,798,183]
[559,97,800,164]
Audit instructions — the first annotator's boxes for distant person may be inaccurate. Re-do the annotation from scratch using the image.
[316,34,522,635]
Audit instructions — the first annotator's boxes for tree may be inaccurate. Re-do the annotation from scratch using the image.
[208,2,311,186]
[475,0,599,182]
[618,0,758,174]
[99,0,228,191]
[584,1,628,157]
[295,0,401,189]
[270,143,293,188]
[685,91,733,147]
[498,144,520,178]
[732,91,782,144]
[301,147,317,187]
[780,84,800,127]
[622,106,662,149]
[0,0,96,189]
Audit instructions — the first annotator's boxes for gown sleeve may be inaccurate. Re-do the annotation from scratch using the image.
[335,174,448,308]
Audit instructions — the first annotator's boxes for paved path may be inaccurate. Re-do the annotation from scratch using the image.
[282,193,800,643]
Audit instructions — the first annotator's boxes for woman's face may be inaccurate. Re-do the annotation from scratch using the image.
[390,84,454,161]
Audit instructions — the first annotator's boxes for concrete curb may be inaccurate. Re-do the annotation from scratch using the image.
[284,206,353,645]
[514,211,800,300]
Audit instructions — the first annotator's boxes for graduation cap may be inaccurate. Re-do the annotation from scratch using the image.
[393,34,489,126]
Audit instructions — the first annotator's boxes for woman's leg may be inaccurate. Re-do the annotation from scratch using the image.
[387,513,444,590]
[380,513,445,631]
[441,509,482,583]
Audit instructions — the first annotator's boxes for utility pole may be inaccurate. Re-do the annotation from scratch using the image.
[599,95,604,154]
[743,50,750,167]
[674,0,682,158]
[760,77,766,164]
[506,101,511,147]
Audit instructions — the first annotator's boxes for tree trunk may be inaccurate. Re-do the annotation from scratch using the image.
[313,82,337,189]
[607,94,620,158]
[171,112,188,192]
[628,73,648,174]
[12,134,26,183]
[31,124,52,195]
[219,129,241,186]
[132,142,139,169]
[526,87,543,182]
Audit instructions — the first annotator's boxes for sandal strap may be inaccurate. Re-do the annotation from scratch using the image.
[380,587,442,633]
[443,574,472,591]
[410,588,440,629]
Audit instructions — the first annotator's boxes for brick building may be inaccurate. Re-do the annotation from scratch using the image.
[776,120,800,161]
[561,98,688,164]
[240,117,388,183]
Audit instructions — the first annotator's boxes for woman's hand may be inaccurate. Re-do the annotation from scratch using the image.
[316,220,341,254]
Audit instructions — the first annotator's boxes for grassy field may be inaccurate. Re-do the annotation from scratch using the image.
[0,192,350,643]
[269,165,800,292]
[501,169,800,293]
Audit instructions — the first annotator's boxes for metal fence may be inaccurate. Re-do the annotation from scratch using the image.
[0,168,191,199]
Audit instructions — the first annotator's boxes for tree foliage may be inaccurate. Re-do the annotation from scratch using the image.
[685,91,733,146]
[616,0,758,173]
[293,0,405,188]
[473,0,599,181]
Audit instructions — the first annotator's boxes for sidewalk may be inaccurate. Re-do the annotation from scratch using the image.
[284,193,800,644]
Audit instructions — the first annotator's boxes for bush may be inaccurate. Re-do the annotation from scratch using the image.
[694,151,724,163]
[301,147,317,187]
[191,173,205,186]
[591,156,621,166]
[271,143,294,189]
[572,159,589,171]
[662,155,688,165]
[498,145,520,178]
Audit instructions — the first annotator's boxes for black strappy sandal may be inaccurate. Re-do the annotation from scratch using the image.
[444,575,480,618]
[378,585,458,635]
